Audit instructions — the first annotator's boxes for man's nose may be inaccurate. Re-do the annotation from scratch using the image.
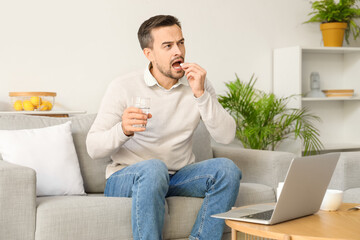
[172,44,182,55]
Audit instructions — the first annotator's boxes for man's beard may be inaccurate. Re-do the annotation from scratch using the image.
[155,62,184,80]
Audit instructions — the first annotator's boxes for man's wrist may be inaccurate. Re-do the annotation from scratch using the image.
[124,131,134,137]
[121,122,134,137]
[194,90,204,98]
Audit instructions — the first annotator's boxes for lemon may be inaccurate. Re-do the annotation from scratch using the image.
[30,96,42,108]
[46,101,53,110]
[39,102,48,111]
[13,100,23,111]
[39,103,48,111]
[40,100,53,111]
[23,100,35,111]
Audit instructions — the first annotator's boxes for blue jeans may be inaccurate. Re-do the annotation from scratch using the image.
[104,158,241,240]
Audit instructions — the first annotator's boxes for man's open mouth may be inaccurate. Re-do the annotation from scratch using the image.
[171,59,183,71]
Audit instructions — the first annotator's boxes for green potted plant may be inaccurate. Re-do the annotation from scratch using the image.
[304,0,360,46]
[218,74,323,155]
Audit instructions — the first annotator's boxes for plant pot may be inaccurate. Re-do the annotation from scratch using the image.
[320,22,347,47]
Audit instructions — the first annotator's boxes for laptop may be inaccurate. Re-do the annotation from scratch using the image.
[211,153,340,225]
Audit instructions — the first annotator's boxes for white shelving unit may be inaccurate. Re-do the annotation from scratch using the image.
[273,46,360,156]
[302,97,360,101]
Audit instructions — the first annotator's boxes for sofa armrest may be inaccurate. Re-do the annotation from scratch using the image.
[328,152,360,191]
[212,145,295,189]
[0,160,36,240]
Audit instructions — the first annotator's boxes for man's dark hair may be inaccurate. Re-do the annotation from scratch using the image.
[137,15,181,50]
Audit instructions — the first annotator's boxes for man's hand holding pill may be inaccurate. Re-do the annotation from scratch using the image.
[180,63,206,98]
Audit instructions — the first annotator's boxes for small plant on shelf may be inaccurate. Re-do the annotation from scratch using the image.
[304,0,360,46]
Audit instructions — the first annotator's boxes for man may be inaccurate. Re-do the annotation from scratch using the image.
[86,15,241,240]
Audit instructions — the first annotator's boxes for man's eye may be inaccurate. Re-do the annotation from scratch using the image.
[165,45,171,48]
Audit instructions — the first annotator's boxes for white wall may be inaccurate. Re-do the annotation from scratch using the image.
[0,0,354,113]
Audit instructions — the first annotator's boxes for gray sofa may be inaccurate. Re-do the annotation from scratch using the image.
[0,114,358,240]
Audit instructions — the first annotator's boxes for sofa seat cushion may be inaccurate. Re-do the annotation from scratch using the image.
[162,197,203,239]
[36,195,132,240]
[235,183,275,207]
[344,188,360,203]
[35,184,274,240]
[36,195,204,240]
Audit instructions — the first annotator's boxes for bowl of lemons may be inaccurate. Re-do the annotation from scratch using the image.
[9,92,56,111]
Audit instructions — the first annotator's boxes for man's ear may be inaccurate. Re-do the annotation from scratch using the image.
[143,48,154,62]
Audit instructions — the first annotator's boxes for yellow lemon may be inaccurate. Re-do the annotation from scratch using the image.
[13,100,23,111]
[39,103,48,111]
[30,96,42,108]
[40,100,53,111]
[46,101,53,110]
[23,100,35,111]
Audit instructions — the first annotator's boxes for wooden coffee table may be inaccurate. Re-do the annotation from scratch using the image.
[226,203,360,240]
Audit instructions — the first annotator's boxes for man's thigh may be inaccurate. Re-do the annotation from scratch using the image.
[166,158,235,198]
[104,159,168,197]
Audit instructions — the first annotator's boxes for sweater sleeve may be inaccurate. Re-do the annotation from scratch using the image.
[86,80,131,159]
[195,79,236,144]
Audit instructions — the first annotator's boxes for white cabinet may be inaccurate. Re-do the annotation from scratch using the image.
[273,46,360,155]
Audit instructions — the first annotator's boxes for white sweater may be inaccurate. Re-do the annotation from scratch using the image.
[86,66,236,179]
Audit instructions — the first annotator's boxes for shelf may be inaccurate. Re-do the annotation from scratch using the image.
[302,142,360,153]
[322,142,360,151]
[302,97,360,101]
[0,111,86,115]
[302,46,360,54]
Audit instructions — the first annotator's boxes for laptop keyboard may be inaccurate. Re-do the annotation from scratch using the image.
[242,209,274,220]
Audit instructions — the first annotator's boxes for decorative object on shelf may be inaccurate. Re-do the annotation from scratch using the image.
[322,89,354,97]
[9,92,56,111]
[305,72,326,98]
[218,74,323,155]
[304,0,360,47]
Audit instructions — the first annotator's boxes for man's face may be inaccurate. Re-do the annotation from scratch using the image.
[147,25,185,80]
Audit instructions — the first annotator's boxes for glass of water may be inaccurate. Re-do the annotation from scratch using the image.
[132,96,150,128]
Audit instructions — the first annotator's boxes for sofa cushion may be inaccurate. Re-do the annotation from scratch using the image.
[36,195,133,240]
[0,121,85,196]
[163,197,203,239]
[328,152,360,191]
[192,120,213,162]
[344,188,360,203]
[235,183,276,207]
[35,195,203,240]
[0,114,110,193]
[34,182,272,239]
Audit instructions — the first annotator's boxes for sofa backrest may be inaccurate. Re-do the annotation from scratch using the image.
[0,114,109,193]
[0,114,213,193]
[328,152,360,190]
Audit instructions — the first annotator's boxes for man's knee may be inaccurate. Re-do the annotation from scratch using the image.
[212,158,242,181]
[140,159,169,185]
[144,159,168,173]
